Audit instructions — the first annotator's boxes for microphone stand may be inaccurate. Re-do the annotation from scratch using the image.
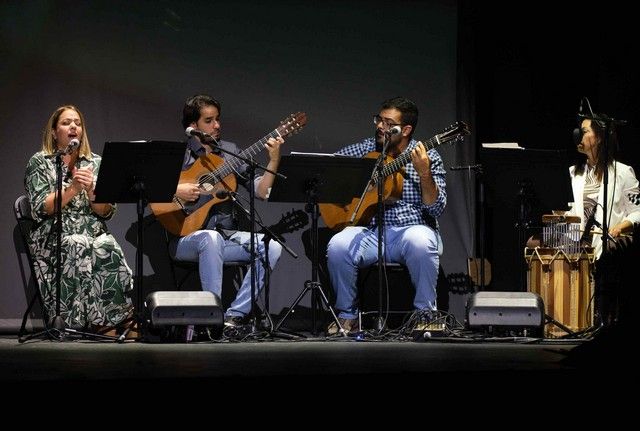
[42,148,69,335]
[224,192,298,326]
[576,99,627,326]
[596,116,620,327]
[53,152,68,332]
[206,139,286,332]
[373,136,390,332]
[347,131,393,333]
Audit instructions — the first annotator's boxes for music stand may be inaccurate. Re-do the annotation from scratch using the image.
[269,154,376,336]
[94,141,185,341]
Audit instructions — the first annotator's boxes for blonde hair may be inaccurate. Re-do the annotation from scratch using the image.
[41,105,92,159]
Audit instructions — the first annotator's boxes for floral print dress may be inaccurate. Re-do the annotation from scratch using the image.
[24,151,133,328]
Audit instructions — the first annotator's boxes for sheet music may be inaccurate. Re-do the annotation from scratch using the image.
[289,151,355,157]
[481,142,524,150]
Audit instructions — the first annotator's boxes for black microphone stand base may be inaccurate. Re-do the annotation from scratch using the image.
[374,316,385,332]
[274,280,347,338]
[52,315,65,331]
[19,319,121,343]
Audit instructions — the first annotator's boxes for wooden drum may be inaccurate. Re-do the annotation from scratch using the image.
[525,247,594,337]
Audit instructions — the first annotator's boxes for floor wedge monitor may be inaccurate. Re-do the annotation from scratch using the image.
[146,291,223,327]
[467,291,544,330]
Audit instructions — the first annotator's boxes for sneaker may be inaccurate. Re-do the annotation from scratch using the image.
[224,315,247,328]
[327,317,359,335]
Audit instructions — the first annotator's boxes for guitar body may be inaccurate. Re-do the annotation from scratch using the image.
[318,121,471,232]
[319,152,404,231]
[149,153,237,236]
[150,112,309,236]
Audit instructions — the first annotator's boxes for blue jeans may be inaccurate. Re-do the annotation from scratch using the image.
[174,230,282,317]
[326,225,441,320]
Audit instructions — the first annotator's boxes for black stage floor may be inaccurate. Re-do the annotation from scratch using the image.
[1,324,629,395]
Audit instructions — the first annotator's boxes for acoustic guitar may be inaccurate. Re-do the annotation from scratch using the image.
[260,209,309,238]
[151,112,307,236]
[319,121,470,231]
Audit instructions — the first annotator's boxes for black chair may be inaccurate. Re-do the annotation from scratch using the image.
[163,229,249,309]
[357,262,413,327]
[301,227,449,329]
[358,262,450,328]
[14,194,48,339]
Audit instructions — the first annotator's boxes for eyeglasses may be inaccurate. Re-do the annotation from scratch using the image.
[373,115,402,128]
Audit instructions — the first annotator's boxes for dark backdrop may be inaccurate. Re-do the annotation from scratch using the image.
[1,0,475,330]
[466,1,640,292]
[2,0,637,331]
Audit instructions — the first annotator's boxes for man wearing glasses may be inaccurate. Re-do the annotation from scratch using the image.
[325,97,446,335]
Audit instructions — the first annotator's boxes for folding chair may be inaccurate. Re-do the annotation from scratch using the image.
[14,194,48,340]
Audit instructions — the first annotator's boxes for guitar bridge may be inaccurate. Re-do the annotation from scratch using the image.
[173,196,192,215]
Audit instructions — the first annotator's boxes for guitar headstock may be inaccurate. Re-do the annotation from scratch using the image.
[435,121,471,146]
[268,209,309,237]
[277,112,308,138]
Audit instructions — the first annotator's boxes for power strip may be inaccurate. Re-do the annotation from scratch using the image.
[412,322,446,339]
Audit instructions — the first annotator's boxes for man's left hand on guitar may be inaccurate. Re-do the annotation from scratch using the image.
[265,136,284,161]
[410,142,432,178]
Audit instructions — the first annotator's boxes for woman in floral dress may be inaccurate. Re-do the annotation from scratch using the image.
[24,105,133,329]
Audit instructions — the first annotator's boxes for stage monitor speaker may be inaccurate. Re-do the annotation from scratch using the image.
[466,291,544,329]
[145,291,223,327]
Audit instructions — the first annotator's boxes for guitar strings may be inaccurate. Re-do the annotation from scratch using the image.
[197,130,280,187]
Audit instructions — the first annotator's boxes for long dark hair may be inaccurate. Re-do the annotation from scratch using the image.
[573,115,618,181]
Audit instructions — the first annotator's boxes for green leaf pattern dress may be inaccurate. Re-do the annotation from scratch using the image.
[24,152,133,328]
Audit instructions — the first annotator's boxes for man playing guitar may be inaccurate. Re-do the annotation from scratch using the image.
[167,94,285,328]
[324,97,447,335]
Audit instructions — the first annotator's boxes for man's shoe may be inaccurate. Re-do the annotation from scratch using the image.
[224,315,248,328]
[327,317,359,335]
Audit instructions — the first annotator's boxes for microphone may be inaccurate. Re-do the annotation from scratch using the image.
[45,138,80,159]
[386,125,402,135]
[65,138,80,154]
[573,97,589,145]
[575,97,627,130]
[573,127,583,145]
[577,97,585,118]
[215,189,237,199]
[185,127,218,144]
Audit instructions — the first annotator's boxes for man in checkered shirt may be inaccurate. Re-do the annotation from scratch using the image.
[326,97,446,335]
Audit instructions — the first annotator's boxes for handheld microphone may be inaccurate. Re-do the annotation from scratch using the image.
[65,138,80,154]
[185,127,218,143]
[386,125,402,135]
[215,189,237,199]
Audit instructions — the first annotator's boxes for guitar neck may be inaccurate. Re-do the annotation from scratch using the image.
[201,129,280,184]
[374,135,440,182]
